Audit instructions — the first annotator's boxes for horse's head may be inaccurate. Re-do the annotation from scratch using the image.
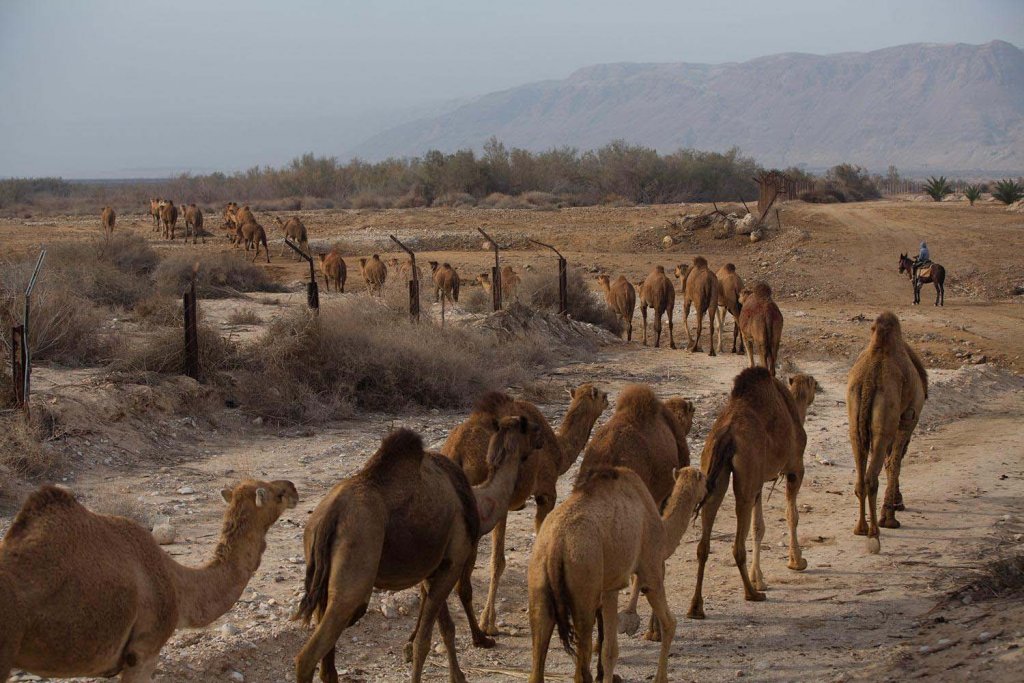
[898,253,910,274]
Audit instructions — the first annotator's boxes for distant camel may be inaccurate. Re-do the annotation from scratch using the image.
[638,266,675,348]
[716,263,745,354]
[149,198,162,230]
[677,256,718,355]
[100,206,115,237]
[738,283,783,376]
[429,261,460,304]
[274,215,309,258]
[317,250,347,292]
[846,311,927,553]
[159,200,178,240]
[238,220,270,263]
[898,253,945,306]
[183,204,204,244]
[501,265,521,301]
[360,254,387,295]
[597,274,637,341]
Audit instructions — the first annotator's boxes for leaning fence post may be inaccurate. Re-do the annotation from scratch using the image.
[389,235,420,322]
[285,237,319,313]
[477,227,501,311]
[528,238,568,316]
[182,274,200,381]
[14,250,46,420]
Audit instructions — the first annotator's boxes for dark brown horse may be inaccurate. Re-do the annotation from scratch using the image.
[898,253,945,306]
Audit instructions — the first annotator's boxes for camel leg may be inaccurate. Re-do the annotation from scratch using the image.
[318,646,338,683]
[456,549,495,648]
[707,308,716,357]
[683,299,693,346]
[864,432,892,552]
[751,491,767,591]
[744,335,756,369]
[625,311,633,342]
[732,481,765,602]
[688,472,728,619]
[716,306,725,352]
[571,597,596,683]
[597,589,619,683]
[653,310,663,348]
[411,568,464,683]
[667,307,675,349]
[404,585,429,663]
[881,423,914,528]
[437,601,469,683]
[480,516,508,636]
[786,470,808,570]
[640,304,649,346]
[691,307,703,352]
[535,482,557,531]
[119,656,158,682]
[618,576,641,636]
[528,581,556,683]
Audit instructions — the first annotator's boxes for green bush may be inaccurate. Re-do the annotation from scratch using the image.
[991,179,1024,205]
[964,185,982,206]
[923,176,952,202]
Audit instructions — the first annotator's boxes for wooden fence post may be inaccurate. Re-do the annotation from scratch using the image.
[183,277,200,381]
[11,325,25,408]
[477,227,502,311]
[528,238,569,316]
[389,235,420,322]
[284,238,319,314]
[12,250,46,420]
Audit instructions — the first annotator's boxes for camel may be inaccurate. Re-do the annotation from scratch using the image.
[273,215,309,258]
[715,263,745,354]
[359,254,387,295]
[501,265,521,301]
[396,257,420,282]
[898,253,946,306]
[183,204,204,245]
[159,201,178,240]
[443,384,608,637]
[576,385,694,640]
[293,414,542,683]
[675,256,718,355]
[596,274,636,342]
[429,261,460,304]
[737,282,783,376]
[528,466,706,683]
[687,368,816,619]
[0,479,297,682]
[477,272,493,297]
[317,250,347,293]
[100,206,115,237]
[638,266,675,348]
[237,220,270,263]
[222,202,239,235]
[846,311,928,553]
[149,198,162,230]
[230,205,256,246]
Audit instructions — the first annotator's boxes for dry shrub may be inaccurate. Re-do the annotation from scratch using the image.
[601,193,635,207]
[0,414,59,484]
[432,192,478,208]
[520,191,561,208]
[392,190,429,209]
[112,324,239,376]
[234,298,542,423]
[134,294,183,327]
[155,252,285,299]
[350,193,390,210]
[227,308,262,325]
[461,286,492,314]
[33,235,160,310]
[89,494,151,526]
[517,267,622,335]
[480,193,531,209]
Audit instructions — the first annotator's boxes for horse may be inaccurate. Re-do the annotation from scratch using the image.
[898,253,945,306]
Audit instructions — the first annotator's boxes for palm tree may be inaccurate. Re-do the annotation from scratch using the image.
[991,179,1024,205]
[922,176,952,202]
[964,185,982,206]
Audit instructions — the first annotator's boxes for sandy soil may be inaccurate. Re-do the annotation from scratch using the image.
[2,199,1023,682]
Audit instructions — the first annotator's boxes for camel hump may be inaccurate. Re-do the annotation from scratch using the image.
[6,485,80,539]
[724,262,736,272]
[364,429,425,484]
[474,390,514,418]
[731,367,773,400]
[573,465,621,493]
[752,282,772,298]
[871,311,903,345]
[693,255,708,268]
[615,384,661,423]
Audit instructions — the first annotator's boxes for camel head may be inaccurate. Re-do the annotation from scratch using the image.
[663,397,695,436]
[317,252,326,264]
[596,274,611,289]
[477,272,490,284]
[738,286,753,305]
[429,260,440,273]
[870,311,903,346]
[219,479,298,531]
[674,264,689,280]
[359,257,368,268]
[653,265,666,274]
[787,374,816,410]
[669,466,707,514]
[486,415,542,469]
[568,383,609,415]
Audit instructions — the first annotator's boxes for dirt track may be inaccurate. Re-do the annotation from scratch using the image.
[2,199,1023,681]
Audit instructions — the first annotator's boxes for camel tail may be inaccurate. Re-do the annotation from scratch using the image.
[293,506,340,625]
[547,555,576,658]
[696,429,735,517]
[855,374,877,461]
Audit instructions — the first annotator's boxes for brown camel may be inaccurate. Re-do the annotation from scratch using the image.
[100,207,116,237]
[230,205,256,246]
[273,215,309,258]
[429,261,460,304]
[159,200,178,240]
[358,254,387,295]
[576,384,694,640]
[596,274,636,342]
[237,220,270,263]
[149,198,162,230]
[293,414,541,683]
[737,282,783,376]
[222,202,239,235]
[0,479,297,682]
[687,368,816,619]
[528,466,706,683]
[501,265,521,301]
[675,256,718,355]
[846,311,927,553]
[638,266,675,348]
[443,384,608,637]
[477,272,493,296]
[183,204,204,244]
[317,250,347,293]
[716,263,745,354]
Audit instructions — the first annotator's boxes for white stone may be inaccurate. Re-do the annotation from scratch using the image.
[228,671,244,682]
[177,486,195,495]
[221,622,240,637]
[152,523,176,545]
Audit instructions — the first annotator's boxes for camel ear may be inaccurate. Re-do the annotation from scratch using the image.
[255,488,268,507]
[672,467,680,480]
[220,487,233,504]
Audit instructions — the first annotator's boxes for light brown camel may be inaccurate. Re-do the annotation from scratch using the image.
[388,257,420,283]
[527,466,706,683]
[429,261,460,304]
[237,220,270,263]
[317,250,347,293]
[359,254,387,295]
[149,198,162,230]
[222,202,239,235]
[676,256,718,355]
[687,368,816,619]
[501,265,521,301]
[638,266,675,348]
[477,272,493,296]
[183,204,204,244]
[846,311,927,553]
[100,206,116,237]
[230,205,256,246]
[0,479,297,682]
[443,384,608,637]
[159,200,178,240]
[293,414,541,683]
[273,215,309,258]
[715,263,745,354]
[596,274,636,342]
[737,282,783,376]
[576,385,694,639]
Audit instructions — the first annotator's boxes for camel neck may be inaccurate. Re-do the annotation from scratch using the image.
[555,402,599,475]
[473,452,522,536]
[660,486,697,560]
[170,514,268,628]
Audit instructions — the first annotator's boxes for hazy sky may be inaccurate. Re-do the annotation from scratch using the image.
[1,0,1021,178]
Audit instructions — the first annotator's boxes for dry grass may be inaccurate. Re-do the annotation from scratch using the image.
[88,494,151,526]
[155,252,286,299]
[480,193,532,209]
[112,324,240,376]
[226,308,263,325]
[517,267,622,335]
[0,414,60,504]
[432,192,478,208]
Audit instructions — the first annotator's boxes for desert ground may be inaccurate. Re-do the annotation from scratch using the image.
[1,198,1022,682]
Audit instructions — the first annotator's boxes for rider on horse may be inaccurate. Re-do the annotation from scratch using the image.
[912,241,930,282]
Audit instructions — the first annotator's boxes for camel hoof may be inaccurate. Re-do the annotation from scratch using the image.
[788,557,808,571]
[853,522,868,536]
[643,629,662,642]
[866,536,881,554]
[686,607,706,620]
[752,578,767,591]
[669,342,677,349]
[893,502,906,512]
[745,591,767,602]
[473,634,496,649]
[879,517,901,529]
[709,350,716,357]
[617,611,641,636]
